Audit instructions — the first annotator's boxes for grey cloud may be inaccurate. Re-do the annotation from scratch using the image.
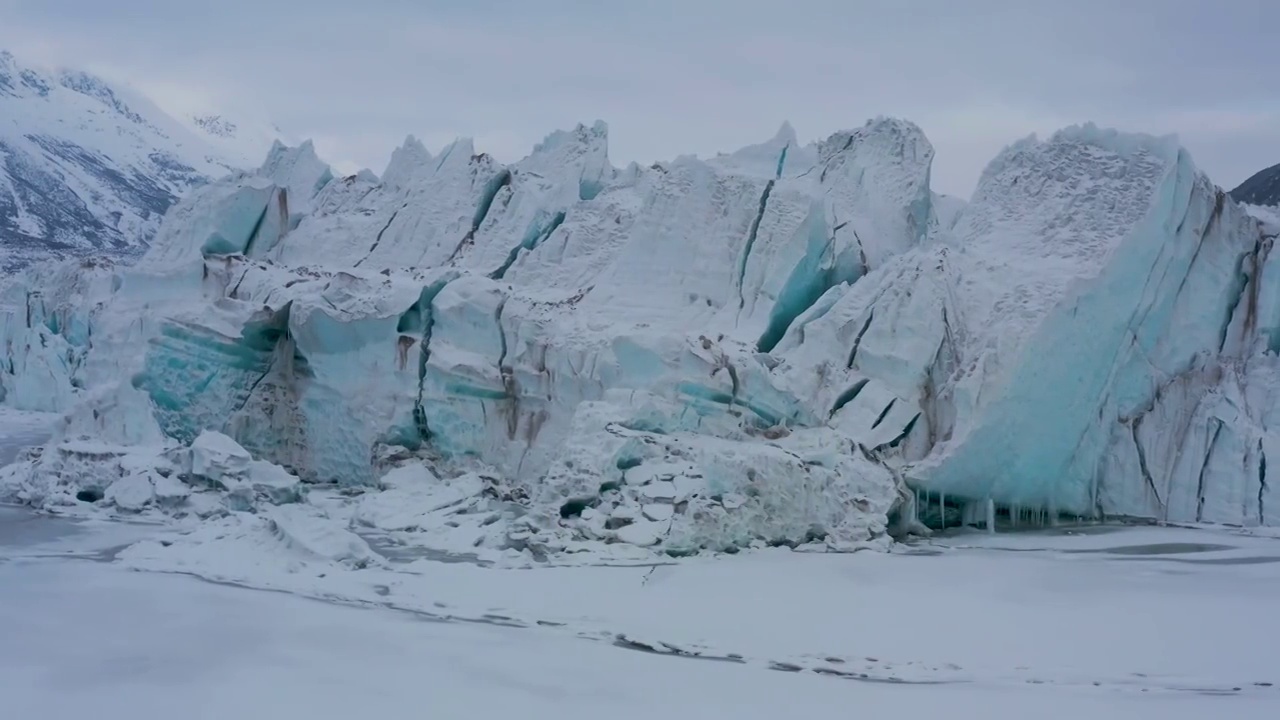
[2,0,1277,196]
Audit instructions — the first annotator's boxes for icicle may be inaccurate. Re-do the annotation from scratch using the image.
[986,498,996,534]
[939,492,946,530]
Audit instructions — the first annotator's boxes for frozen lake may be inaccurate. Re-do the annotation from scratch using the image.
[2,411,1278,718]
[4,504,1280,718]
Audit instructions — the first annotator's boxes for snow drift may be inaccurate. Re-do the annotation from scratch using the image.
[3,115,1276,561]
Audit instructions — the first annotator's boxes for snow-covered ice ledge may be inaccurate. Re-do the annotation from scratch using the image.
[2,117,1278,564]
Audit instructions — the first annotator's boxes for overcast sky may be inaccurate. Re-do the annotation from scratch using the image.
[2,0,1277,197]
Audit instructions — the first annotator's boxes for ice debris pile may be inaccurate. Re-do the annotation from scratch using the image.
[2,117,1278,562]
[0,429,304,516]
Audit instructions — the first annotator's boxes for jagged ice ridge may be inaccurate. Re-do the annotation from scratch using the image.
[2,115,1277,561]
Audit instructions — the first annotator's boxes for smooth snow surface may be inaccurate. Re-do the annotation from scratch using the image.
[3,115,1279,566]
[1,509,1278,718]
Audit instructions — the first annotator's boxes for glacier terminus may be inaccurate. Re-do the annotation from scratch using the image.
[3,115,1279,564]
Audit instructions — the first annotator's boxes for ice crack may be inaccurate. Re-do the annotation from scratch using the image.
[1195,419,1223,522]
[1259,442,1268,525]
[736,179,775,310]
[1131,417,1163,514]
[447,169,513,263]
[490,210,566,280]
[846,311,875,369]
[355,203,408,268]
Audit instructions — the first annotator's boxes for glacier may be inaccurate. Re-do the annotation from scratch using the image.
[2,114,1277,562]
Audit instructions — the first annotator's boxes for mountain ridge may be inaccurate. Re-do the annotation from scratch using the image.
[0,50,277,270]
[1231,162,1280,207]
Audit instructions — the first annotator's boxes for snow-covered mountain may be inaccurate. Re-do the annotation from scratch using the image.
[3,116,1277,565]
[1231,162,1280,206]
[187,112,290,169]
[0,51,272,271]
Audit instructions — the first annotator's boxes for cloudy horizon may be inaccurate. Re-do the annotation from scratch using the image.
[3,0,1278,197]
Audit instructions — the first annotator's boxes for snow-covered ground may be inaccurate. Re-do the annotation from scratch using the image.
[3,508,1278,718]
[2,413,1278,715]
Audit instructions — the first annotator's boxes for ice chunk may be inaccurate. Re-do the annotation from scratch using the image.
[152,472,191,507]
[105,470,156,512]
[352,467,483,533]
[189,431,252,487]
[265,504,379,568]
[186,430,302,506]
[642,503,674,522]
[614,519,664,547]
[148,182,276,266]
[247,460,305,505]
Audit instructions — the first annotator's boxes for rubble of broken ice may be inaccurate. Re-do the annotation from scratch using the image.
[3,116,1279,565]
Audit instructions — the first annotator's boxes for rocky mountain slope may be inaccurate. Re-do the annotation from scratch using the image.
[1231,162,1280,207]
[0,51,271,270]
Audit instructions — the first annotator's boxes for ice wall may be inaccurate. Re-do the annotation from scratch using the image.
[777,125,1275,525]
[4,115,1277,554]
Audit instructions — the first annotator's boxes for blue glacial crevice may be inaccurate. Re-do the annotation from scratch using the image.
[473,170,513,232]
[198,186,276,258]
[674,381,786,427]
[207,200,269,258]
[871,398,897,429]
[757,205,864,353]
[736,179,775,310]
[447,169,513,262]
[243,187,290,259]
[579,174,604,202]
[406,275,459,444]
[490,210,567,280]
[846,310,875,369]
[829,378,869,418]
[135,302,304,449]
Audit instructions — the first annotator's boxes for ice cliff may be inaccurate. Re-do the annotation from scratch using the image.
[2,116,1276,560]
